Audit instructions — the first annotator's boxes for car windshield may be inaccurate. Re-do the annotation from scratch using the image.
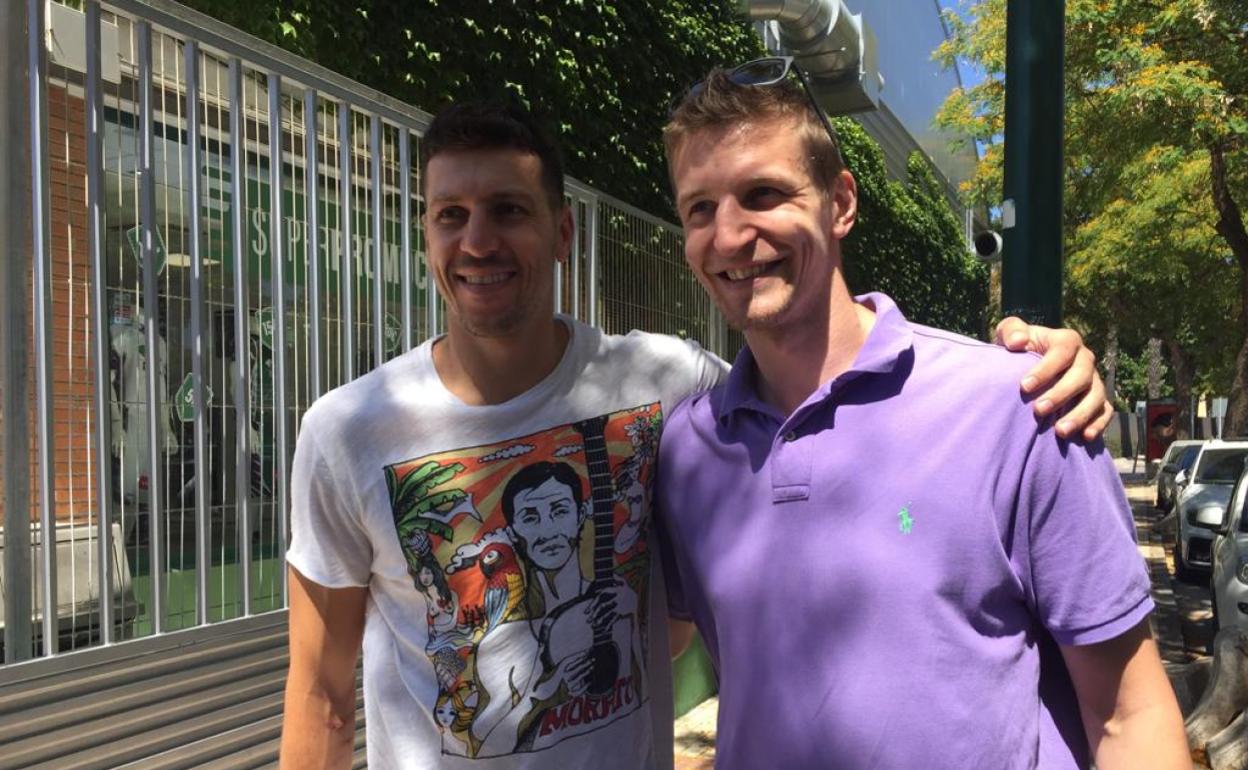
[1194,448,1248,483]
[1179,445,1202,471]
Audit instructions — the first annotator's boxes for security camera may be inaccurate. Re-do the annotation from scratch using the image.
[972,231,1003,263]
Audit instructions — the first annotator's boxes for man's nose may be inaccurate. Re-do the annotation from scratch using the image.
[712,197,756,256]
[460,211,501,258]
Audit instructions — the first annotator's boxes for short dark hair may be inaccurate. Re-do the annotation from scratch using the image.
[501,461,583,529]
[664,69,845,194]
[420,101,565,208]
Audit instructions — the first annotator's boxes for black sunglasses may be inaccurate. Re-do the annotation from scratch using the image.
[676,56,845,167]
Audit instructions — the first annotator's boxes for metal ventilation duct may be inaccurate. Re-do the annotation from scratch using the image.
[739,0,883,115]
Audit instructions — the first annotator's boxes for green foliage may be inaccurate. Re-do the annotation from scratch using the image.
[839,120,988,335]
[935,0,1248,421]
[1114,347,1172,406]
[183,0,763,215]
[183,0,985,336]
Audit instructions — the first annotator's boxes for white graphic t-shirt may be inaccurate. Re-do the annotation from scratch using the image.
[287,317,726,769]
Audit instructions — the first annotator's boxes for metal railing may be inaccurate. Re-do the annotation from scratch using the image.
[0,0,729,666]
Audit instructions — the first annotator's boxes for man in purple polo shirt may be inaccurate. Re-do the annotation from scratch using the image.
[656,64,1189,769]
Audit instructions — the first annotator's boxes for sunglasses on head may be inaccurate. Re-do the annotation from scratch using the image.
[677,56,845,167]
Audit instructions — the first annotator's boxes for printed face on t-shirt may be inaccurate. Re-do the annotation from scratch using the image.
[508,477,584,571]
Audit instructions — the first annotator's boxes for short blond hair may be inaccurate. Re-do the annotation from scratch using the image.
[663,68,845,194]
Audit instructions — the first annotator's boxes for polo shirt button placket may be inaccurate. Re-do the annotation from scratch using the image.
[771,424,812,503]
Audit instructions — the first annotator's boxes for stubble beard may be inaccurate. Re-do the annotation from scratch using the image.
[719,286,797,334]
[457,302,530,338]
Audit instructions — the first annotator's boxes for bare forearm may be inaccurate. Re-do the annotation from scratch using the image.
[1089,702,1191,770]
[280,568,368,769]
[1062,622,1191,770]
[279,683,357,769]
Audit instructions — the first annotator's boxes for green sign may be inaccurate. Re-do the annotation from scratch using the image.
[175,373,213,423]
[125,225,168,275]
[253,306,305,350]
[203,162,429,305]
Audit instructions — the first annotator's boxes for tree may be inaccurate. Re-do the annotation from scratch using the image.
[936,0,1248,433]
[1068,146,1238,437]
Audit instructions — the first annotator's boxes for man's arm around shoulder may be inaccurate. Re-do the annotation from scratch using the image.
[280,566,368,769]
[1061,619,1191,769]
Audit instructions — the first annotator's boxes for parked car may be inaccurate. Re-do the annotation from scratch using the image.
[1175,440,1248,582]
[1156,439,1204,511]
[1209,461,1248,631]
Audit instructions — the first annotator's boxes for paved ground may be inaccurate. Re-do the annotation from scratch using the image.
[670,458,1211,769]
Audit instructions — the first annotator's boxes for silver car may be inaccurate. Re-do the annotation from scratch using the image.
[1175,441,1248,582]
[1156,439,1204,511]
[1209,462,1248,631]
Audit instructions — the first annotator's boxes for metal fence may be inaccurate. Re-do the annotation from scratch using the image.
[0,0,729,666]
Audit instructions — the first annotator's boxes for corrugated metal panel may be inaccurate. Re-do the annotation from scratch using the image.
[0,612,365,769]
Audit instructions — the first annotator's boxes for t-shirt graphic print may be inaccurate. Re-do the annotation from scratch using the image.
[383,403,662,759]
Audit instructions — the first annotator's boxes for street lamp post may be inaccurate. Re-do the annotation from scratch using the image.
[1001,0,1065,326]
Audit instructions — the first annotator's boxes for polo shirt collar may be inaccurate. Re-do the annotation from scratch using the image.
[715,292,915,424]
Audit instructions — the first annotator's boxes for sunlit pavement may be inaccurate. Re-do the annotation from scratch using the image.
[1116,456,1216,662]
[673,695,718,770]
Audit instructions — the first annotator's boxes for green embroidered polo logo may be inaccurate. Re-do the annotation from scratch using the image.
[898,503,914,535]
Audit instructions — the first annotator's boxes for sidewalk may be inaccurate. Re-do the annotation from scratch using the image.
[670,460,1197,770]
[674,697,718,770]
[1114,456,1214,663]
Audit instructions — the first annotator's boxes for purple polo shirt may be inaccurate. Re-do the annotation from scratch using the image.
[656,293,1153,770]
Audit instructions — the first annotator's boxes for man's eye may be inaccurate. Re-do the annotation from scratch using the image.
[744,187,786,209]
[433,206,466,224]
[496,202,528,219]
[683,200,713,222]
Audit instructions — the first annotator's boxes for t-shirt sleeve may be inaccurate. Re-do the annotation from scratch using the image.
[1019,434,1154,646]
[684,337,730,392]
[286,415,373,588]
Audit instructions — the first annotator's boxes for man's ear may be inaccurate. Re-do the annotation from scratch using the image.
[556,204,574,264]
[829,169,858,240]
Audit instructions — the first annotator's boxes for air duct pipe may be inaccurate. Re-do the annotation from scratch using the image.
[739,0,883,115]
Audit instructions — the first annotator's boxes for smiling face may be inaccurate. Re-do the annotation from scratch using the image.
[507,476,584,572]
[423,148,572,339]
[670,117,856,333]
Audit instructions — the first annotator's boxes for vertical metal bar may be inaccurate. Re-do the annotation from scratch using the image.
[30,0,57,660]
[554,261,563,315]
[304,89,322,400]
[184,40,209,626]
[426,259,439,338]
[369,115,384,366]
[228,59,253,615]
[27,0,58,659]
[3,0,35,663]
[399,127,412,350]
[587,198,600,328]
[570,200,581,321]
[138,22,165,634]
[338,104,355,380]
[86,0,114,646]
[267,74,290,603]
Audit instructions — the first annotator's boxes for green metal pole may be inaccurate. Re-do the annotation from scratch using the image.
[1001,0,1065,326]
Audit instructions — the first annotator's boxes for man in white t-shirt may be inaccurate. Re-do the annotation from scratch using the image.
[278,102,1112,769]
